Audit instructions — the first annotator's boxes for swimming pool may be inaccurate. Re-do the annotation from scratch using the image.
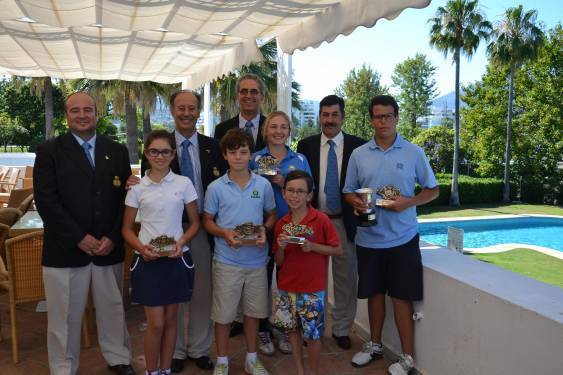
[419,216,563,252]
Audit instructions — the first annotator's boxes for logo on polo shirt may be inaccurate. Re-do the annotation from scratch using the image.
[288,165,296,171]
[396,162,404,170]
[251,190,261,199]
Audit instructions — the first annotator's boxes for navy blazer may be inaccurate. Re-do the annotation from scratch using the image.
[213,113,267,152]
[297,132,366,242]
[34,132,131,267]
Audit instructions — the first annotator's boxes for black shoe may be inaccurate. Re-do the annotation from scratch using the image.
[108,364,135,375]
[170,358,185,373]
[229,321,244,337]
[187,355,214,370]
[332,334,352,350]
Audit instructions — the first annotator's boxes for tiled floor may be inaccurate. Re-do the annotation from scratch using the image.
[0,294,393,374]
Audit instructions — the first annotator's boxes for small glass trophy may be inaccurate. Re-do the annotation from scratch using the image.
[149,235,176,257]
[282,222,314,244]
[233,222,265,245]
[376,185,401,207]
[254,155,280,176]
[354,188,377,227]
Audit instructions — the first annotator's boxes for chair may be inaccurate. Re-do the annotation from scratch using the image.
[0,207,23,227]
[2,188,33,209]
[23,166,33,179]
[0,168,20,194]
[1,231,45,363]
[17,194,34,214]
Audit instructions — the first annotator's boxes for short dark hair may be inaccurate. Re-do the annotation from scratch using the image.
[144,129,176,150]
[319,95,345,117]
[236,73,265,95]
[220,128,255,154]
[284,170,314,193]
[369,95,399,118]
[169,90,202,110]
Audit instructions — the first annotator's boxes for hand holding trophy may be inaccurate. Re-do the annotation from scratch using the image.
[233,222,266,246]
[354,188,377,227]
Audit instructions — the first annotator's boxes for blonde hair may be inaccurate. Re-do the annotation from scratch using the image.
[262,111,291,143]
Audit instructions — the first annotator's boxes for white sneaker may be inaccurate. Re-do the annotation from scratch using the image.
[272,328,292,354]
[351,341,383,367]
[213,363,229,375]
[245,358,269,375]
[258,331,275,356]
[388,353,415,375]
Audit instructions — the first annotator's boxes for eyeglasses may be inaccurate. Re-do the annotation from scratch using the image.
[239,88,261,96]
[284,188,309,196]
[372,113,396,121]
[146,148,174,157]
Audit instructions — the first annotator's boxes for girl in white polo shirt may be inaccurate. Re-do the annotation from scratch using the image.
[122,130,200,375]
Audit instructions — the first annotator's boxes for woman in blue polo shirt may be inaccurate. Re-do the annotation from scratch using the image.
[249,110,312,356]
[250,111,312,219]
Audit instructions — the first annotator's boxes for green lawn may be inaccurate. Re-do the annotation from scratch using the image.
[470,249,563,288]
[418,203,563,219]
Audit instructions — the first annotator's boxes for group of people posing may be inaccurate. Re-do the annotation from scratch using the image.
[33,73,439,375]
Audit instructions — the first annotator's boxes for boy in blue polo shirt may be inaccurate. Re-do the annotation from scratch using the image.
[344,95,439,375]
[203,128,277,375]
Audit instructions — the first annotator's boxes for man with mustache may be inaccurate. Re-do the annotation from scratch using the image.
[213,73,267,151]
[297,95,365,350]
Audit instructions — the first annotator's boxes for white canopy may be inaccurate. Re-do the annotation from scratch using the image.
[0,0,430,87]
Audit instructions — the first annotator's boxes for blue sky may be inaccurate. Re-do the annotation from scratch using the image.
[292,0,561,100]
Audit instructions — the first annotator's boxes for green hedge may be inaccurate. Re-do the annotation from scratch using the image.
[415,173,503,206]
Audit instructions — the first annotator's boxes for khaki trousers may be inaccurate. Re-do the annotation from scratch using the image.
[329,217,358,336]
[43,263,131,375]
[174,228,214,359]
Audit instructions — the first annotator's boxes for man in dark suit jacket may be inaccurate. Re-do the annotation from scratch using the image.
[34,92,134,375]
[297,95,365,350]
[138,90,226,372]
[213,73,267,151]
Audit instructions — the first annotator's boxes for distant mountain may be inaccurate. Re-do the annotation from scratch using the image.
[432,90,466,112]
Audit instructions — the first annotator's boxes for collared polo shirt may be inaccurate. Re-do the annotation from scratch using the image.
[204,171,276,268]
[272,207,340,293]
[250,146,312,218]
[125,170,198,252]
[343,135,437,248]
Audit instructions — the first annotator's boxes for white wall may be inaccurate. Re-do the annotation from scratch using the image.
[343,246,563,375]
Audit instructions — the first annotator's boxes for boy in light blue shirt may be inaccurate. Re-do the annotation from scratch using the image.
[203,128,276,375]
[344,95,438,375]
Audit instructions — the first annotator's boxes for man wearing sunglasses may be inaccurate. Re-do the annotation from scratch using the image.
[213,73,267,151]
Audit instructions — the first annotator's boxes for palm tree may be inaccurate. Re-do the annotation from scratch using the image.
[210,39,301,122]
[487,6,545,202]
[428,0,492,206]
[71,80,176,163]
[13,77,56,139]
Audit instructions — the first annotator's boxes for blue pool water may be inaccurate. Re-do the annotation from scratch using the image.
[419,217,563,251]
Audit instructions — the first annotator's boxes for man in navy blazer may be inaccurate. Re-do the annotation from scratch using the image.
[297,95,365,350]
[34,92,134,375]
[138,90,227,372]
[213,73,267,151]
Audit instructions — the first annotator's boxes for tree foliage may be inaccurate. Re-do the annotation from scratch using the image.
[392,53,438,140]
[487,5,545,202]
[335,64,387,140]
[463,25,562,203]
[428,0,492,205]
[0,79,65,151]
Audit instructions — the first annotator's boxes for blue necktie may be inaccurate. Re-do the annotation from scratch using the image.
[244,121,254,136]
[82,142,95,168]
[181,139,195,184]
[324,139,341,214]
